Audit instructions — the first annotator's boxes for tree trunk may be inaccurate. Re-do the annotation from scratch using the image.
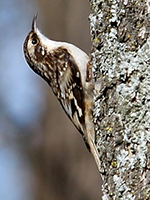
[89,0,150,199]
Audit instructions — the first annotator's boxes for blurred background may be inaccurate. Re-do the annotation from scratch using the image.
[0,0,101,199]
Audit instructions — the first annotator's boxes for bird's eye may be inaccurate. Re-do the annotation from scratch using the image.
[32,38,38,45]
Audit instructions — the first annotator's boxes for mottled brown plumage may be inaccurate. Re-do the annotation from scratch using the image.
[23,17,89,148]
[23,16,100,168]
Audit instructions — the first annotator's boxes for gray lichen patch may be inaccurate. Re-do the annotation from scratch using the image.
[89,0,150,53]
[90,0,150,199]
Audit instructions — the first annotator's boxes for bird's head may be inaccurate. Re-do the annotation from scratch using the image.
[23,15,48,67]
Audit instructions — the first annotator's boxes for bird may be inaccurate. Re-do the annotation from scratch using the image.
[23,15,100,168]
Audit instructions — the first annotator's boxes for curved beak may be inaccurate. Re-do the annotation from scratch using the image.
[32,14,38,32]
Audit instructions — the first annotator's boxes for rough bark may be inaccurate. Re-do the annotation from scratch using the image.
[89,0,150,199]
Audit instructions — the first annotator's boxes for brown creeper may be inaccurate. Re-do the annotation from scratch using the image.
[23,16,100,167]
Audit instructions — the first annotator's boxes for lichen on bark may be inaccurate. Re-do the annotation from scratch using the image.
[89,0,150,199]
